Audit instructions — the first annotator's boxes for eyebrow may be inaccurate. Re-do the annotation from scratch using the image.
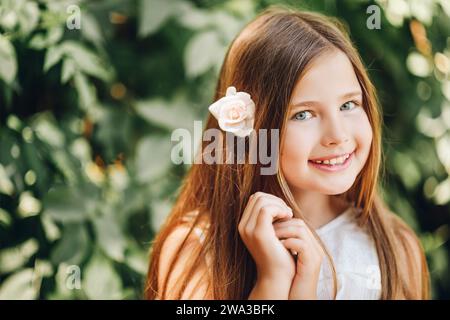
[289,91,363,109]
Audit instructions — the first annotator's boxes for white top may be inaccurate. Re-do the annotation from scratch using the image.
[186,205,381,300]
[315,206,381,300]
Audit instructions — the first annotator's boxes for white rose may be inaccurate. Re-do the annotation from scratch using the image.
[208,86,255,137]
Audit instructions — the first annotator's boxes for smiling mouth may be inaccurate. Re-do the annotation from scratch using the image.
[308,150,355,171]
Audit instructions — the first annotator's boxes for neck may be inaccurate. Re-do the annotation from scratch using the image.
[291,189,350,229]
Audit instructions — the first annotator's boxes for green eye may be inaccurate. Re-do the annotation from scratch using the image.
[341,101,357,111]
[293,110,313,121]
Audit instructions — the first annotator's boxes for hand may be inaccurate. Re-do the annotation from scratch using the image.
[238,192,296,282]
[273,217,325,299]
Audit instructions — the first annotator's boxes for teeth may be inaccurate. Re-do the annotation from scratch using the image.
[312,153,351,165]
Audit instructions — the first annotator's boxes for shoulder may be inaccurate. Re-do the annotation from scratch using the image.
[157,212,213,299]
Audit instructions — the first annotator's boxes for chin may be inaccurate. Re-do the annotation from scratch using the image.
[323,189,349,196]
[318,180,355,195]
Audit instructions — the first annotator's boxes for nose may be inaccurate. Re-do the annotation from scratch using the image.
[321,113,350,147]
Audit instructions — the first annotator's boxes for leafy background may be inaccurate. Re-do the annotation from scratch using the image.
[0,0,449,299]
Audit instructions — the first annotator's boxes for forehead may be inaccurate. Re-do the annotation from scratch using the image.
[290,49,361,102]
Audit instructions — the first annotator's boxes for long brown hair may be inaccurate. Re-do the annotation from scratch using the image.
[145,6,430,300]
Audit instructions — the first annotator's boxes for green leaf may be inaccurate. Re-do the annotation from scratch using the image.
[176,4,212,30]
[69,137,92,164]
[43,45,63,72]
[82,252,123,299]
[41,214,61,242]
[93,213,126,262]
[151,199,172,232]
[125,246,148,275]
[0,163,14,196]
[48,263,79,299]
[81,13,103,45]
[50,223,89,265]
[0,208,12,227]
[61,58,76,83]
[29,34,47,50]
[0,34,17,84]
[0,239,39,274]
[209,10,243,41]
[135,135,172,183]
[184,30,224,78]
[29,27,63,50]
[31,112,66,147]
[74,72,97,113]
[17,1,40,36]
[61,41,112,81]
[0,9,18,30]
[43,186,88,223]
[138,0,186,37]
[134,95,198,130]
[0,268,38,300]
[18,191,42,218]
[21,142,48,193]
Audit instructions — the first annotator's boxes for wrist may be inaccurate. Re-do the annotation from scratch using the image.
[257,271,294,284]
[248,275,292,300]
[289,274,319,300]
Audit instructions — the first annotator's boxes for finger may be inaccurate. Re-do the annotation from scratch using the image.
[273,219,315,246]
[274,225,310,240]
[274,218,323,251]
[252,192,293,216]
[275,219,323,258]
[254,204,293,235]
[294,219,324,254]
[257,192,290,208]
[247,197,292,232]
[280,239,298,256]
[281,238,308,256]
[239,192,284,230]
[273,217,307,229]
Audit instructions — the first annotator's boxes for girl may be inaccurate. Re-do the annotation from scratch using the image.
[144,6,430,300]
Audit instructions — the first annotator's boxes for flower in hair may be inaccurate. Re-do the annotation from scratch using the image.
[208,86,255,137]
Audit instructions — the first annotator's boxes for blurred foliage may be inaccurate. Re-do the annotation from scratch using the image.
[0,0,449,299]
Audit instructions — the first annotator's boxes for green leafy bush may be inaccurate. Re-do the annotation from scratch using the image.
[0,0,449,299]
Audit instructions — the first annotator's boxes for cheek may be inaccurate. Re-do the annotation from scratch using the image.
[351,112,373,156]
[280,124,316,171]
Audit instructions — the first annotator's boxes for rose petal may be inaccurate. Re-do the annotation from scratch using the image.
[223,116,246,124]
[245,101,255,119]
[208,99,224,119]
[219,99,245,119]
[226,86,237,96]
[208,86,255,138]
[219,118,246,131]
[234,127,253,138]
[236,92,251,104]
[226,106,246,122]
[246,118,254,130]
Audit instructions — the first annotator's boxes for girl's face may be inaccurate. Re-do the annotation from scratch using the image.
[280,49,372,195]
